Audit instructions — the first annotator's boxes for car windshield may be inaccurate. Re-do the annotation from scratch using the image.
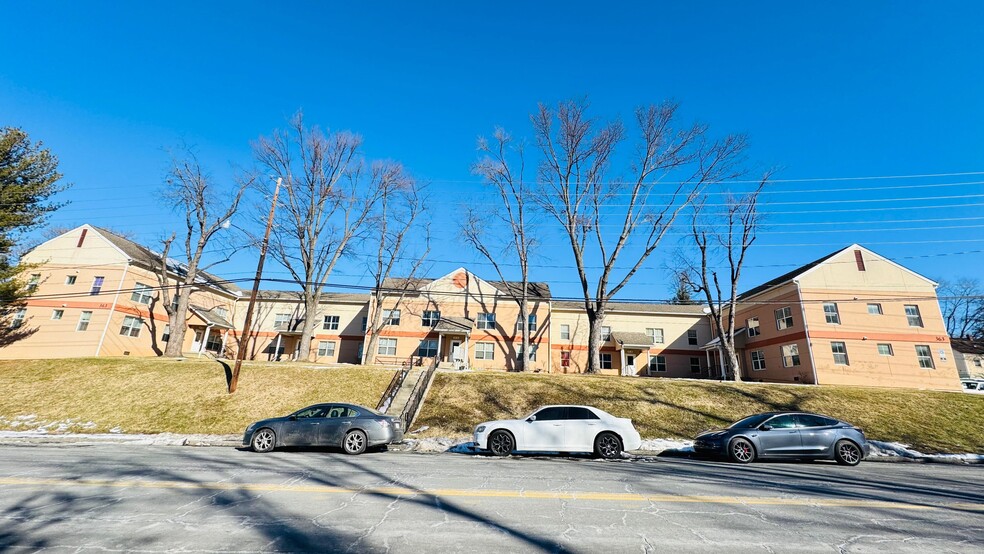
[728,414,773,429]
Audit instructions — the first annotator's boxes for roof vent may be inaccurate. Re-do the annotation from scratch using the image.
[854,250,865,271]
[77,228,87,248]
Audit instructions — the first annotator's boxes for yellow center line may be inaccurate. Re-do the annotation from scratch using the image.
[0,477,978,511]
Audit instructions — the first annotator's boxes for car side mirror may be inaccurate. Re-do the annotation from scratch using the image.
[288,415,297,421]
[759,424,772,431]
[526,416,536,423]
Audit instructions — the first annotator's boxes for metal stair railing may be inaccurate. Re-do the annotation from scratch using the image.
[376,367,410,413]
[399,356,439,429]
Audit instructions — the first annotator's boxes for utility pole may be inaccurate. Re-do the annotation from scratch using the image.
[228,177,282,394]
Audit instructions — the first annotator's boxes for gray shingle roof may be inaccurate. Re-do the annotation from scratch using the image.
[189,305,234,329]
[609,331,654,347]
[433,316,474,332]
[254,290,370,303]
[381,276,551,299]
[951,339,984,355]
[551,300,707,315]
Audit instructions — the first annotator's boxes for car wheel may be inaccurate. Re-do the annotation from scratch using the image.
[728,437,755,464]
[488,430,514,456]
[834,440,862,466]
[343,430,368,455]
[594,432,623,459]
[251,428,276,453]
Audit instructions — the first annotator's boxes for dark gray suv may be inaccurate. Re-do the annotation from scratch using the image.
[694,412,869,466]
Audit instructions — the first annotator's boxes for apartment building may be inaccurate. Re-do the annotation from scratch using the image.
[951,339,984,380]
[1,225,240,359]
[722,244,960,391]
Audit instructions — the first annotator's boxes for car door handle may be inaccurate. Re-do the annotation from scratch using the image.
[552,423,562,426]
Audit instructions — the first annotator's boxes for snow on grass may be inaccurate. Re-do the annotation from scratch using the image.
[0,414,100,433]
[868,440,984,462]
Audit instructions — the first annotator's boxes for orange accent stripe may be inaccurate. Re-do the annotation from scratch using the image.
[808,330,949,344]
[742,331,808,348]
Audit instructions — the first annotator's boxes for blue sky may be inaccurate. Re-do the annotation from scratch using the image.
[2,2,983,300]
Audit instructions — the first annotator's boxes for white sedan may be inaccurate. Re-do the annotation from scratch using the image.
[473,405,642,459]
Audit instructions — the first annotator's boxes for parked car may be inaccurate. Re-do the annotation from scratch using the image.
[694,412,869,466]
[243,403,404,455]
[473,405,642,459]
[961,380,984,394]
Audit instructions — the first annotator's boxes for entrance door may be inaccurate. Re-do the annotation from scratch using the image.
[191,330,203,352]
[451,340,463,363]
[625,355,635,376]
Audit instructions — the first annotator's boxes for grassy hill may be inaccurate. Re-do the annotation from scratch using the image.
[1,358,982,453]
[414,371,984,453]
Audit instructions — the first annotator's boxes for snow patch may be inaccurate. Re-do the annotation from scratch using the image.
[868,440,984,462]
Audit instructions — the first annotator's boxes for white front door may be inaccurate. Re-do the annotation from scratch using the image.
[191,330,203,352]
[451,340,463,362]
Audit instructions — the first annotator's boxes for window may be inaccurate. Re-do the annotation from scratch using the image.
[322,315,340,330]
[867,303,883,315]
[475,342,494,360]
[477,313,495,330]
[915,345,934,369]
[533,407,567,421]
[905,305,923,327]
[647,328,664,344]
[77,311,92,331]
[690,357,701,373]
[775,307,794,330]
[601,326,611,341]
[119,315,142,337]
[162,324,170,342]
[877,343,894,356]
[561,351,571,367]
[687,330,698,345]
[601,353,612,369]
[560,324,570,340]
[421,310,440,327]
[27,273,40,292]
[781,344,801,367]
[751,350,766,371]
[326,406,359,418]
[130,283,154,305]
[383,309,401,326]
[294,406,328,419]
[568,407,600,420]
[517,344,538,362]
[377,338,397,356]
[51,309,64,320]
[831,342,849,365]
[205,332,222,352]
[746,318,760,337]
[516,314,536,332]
[361,317,367,332]
[797,414,837,428]
[274,313,291,331]
[213,306,229,319]
[652,356,667,372]
[90,276,105,295]
[318,341,337,357]
[766,415,798,429]
[823,303,840,325]
[10,308,26,328]
[65,275,77,285]
[417,339,437,357]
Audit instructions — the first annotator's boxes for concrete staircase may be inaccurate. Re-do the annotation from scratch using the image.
[383,365,427,417]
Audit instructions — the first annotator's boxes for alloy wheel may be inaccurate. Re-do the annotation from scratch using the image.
[489,431,513,456]
[344,430,367,455]
[595,433,622,459]
[836,441,861,466]
[252,429,275,453]
[730,438,754,463]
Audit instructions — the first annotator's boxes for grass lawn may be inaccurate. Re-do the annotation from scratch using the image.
[0,357,394,435]
[414,371,984,453]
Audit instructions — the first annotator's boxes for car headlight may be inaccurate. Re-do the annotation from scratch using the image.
[245,424,256,433]
[476,425,486,433]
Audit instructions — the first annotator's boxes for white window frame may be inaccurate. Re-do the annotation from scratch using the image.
[119,315,143,338]
[475,342,494,360]
[781,344,801,367]
[905,305,923,328]
[687,330,698,345]
[383,309,401,326]
[867,303,883,315]
[417,339,438,357]
[477,313,495,330]
[751,350,766,371]
[823,303,841,325]
[600,353,612,369]
[831,341,849,365]
[317,341,336,357]
[915,345,934,369]
[560,324,570,340]
[377,338,397,356]
[90,276,105,296]
[877,343,894,356]
[51,309,64,320]
[65,275,77,285]
[77,311,92,331]
[690,357,701,373]
[601,326,611,341]
[162,324,170,342]
[515,314,537,332]
[516,344,538,362]
[274,313,292,331]
[11,308,27,328]
[421,310,440,327]
[27,273,40,292]
[747,318,760,337]
[560,350,571,367]
[653,356,667,372]
[130,283,154,305]
[775,307,794,330]
[322,315,340,330]
[647,328,664,344]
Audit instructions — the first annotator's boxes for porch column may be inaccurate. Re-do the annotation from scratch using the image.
[273,334,283,361]
[436,334,443,363]
[198,324,213,357]
[620,348,627,377]
[646,351,652,377]
[717,345,726,379]
[220,330,229,358]
[705,349,711,375]
[464,335,469,370]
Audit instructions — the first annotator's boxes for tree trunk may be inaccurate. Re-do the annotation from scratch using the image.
[586,307,604,374]
[163,291,193,357]
[518,298,530,372]
[297,292,319,362]
[364,294,385,364]
[727,347,742,382]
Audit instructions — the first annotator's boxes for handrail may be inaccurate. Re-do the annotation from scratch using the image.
[376,367,409,413]
[399,356,439,429]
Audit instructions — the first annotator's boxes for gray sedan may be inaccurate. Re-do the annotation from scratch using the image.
[694,412,869,466]
[243,403,404,455]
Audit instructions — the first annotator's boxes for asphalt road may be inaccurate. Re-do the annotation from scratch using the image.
[0,444,981,553]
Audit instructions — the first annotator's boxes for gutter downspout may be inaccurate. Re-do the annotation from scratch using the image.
[95,262,130,356]
[794,280,820,385]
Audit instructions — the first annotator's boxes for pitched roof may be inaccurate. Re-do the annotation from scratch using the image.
[381,276,552,299]
[951,339,984,355]
[92,226,241,296]
[609,331,653,347]
[736,246,845,300]
[551,300,707,315]
[433,316,474,332]
[255,290,370,303]
[189,305,234,329]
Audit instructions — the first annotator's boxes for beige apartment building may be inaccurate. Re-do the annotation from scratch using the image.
[719,244,961,391]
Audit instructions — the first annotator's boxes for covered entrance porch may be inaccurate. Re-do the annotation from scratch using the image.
[188,306,235,358]
[432,316,473,370]
[610,331,655,376]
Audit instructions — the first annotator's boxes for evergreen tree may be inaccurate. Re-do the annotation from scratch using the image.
[671,272,695,305]
[0,127,68,345]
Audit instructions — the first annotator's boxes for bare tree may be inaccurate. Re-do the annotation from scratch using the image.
[157,150,250,358]
[462,128,537,371]
[938,278,984,339]
[254,112,395,361]
[680,177,770,381]
[531,99,748,373]
[364,169,429,363]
